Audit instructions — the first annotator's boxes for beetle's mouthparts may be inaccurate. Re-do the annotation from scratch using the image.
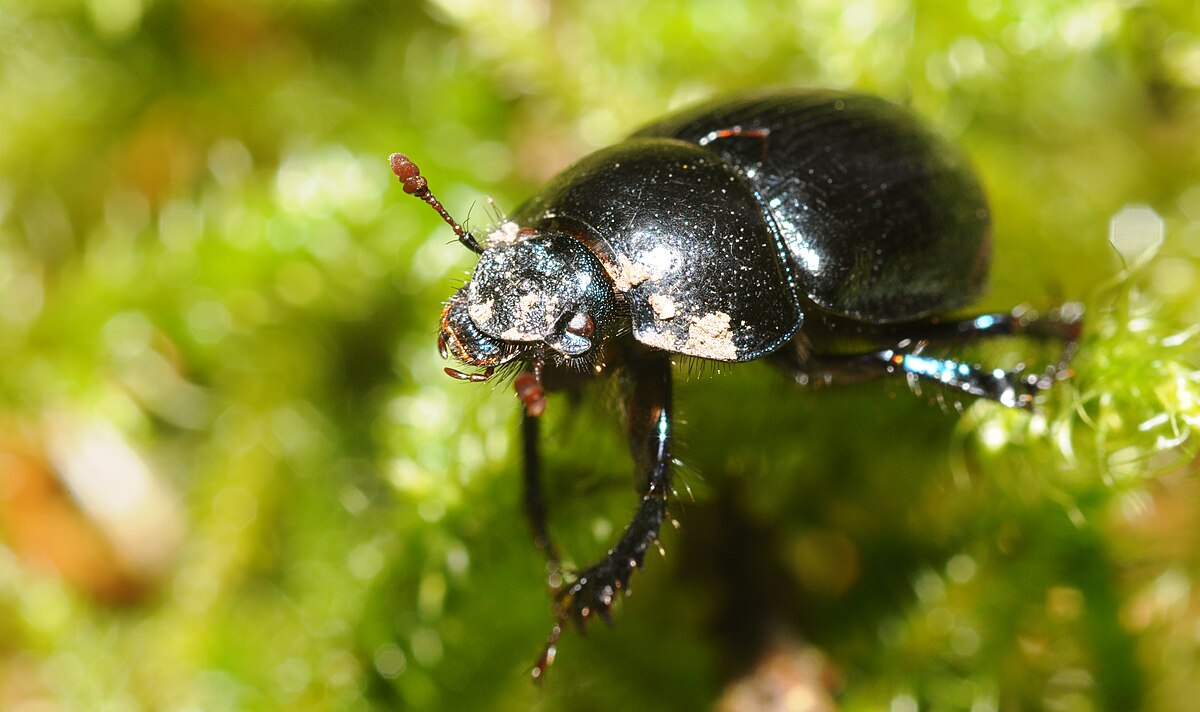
[437,322,498,382]
[438,329,495,381]
[444,365,496,383]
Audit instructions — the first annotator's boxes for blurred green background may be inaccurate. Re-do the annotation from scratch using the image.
[1,1,1199,710]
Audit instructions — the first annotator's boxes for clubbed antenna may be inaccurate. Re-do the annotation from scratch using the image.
[389,153,484,254]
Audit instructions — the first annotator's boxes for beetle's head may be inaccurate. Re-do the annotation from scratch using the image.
[390,154,613,409]
[440,228,618,372]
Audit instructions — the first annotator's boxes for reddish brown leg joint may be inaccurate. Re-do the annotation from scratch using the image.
[515,350,547,417]
[514,373,546,417]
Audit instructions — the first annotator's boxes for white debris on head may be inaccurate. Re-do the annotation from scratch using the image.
[467,299,494,324]
[485,220,524,248]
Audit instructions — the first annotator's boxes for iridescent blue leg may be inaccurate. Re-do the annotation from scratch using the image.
[784,304,1082,410]
[876,348,1051,409]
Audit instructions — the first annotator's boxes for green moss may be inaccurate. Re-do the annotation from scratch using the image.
[0,1,1197,710]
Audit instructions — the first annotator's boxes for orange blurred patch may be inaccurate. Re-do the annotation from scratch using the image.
[0,442,147,603]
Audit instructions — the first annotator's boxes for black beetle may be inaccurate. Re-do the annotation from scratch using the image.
[392,88,1081,678]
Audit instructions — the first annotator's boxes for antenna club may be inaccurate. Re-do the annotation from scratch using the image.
[389,153,429,194]
[389,152,417,179]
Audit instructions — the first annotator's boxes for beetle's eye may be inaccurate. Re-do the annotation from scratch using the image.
[565,311,594,338]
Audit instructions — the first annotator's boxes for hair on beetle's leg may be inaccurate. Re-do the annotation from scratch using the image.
[533,348,672,680]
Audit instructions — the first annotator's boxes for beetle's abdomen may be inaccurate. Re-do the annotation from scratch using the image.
[636,89,991,323]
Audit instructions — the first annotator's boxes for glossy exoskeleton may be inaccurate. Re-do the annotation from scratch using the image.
[391,89,1081,679]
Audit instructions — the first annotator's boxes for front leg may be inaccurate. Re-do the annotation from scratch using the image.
[531,348,672,680]
[560,347,673,625]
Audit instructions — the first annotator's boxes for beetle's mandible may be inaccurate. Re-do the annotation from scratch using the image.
[391,88,1082,680]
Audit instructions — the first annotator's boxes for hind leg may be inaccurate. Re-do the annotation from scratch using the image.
[776,303,1083,410]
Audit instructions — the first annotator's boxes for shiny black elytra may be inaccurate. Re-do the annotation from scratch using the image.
[392,88,1081,679]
